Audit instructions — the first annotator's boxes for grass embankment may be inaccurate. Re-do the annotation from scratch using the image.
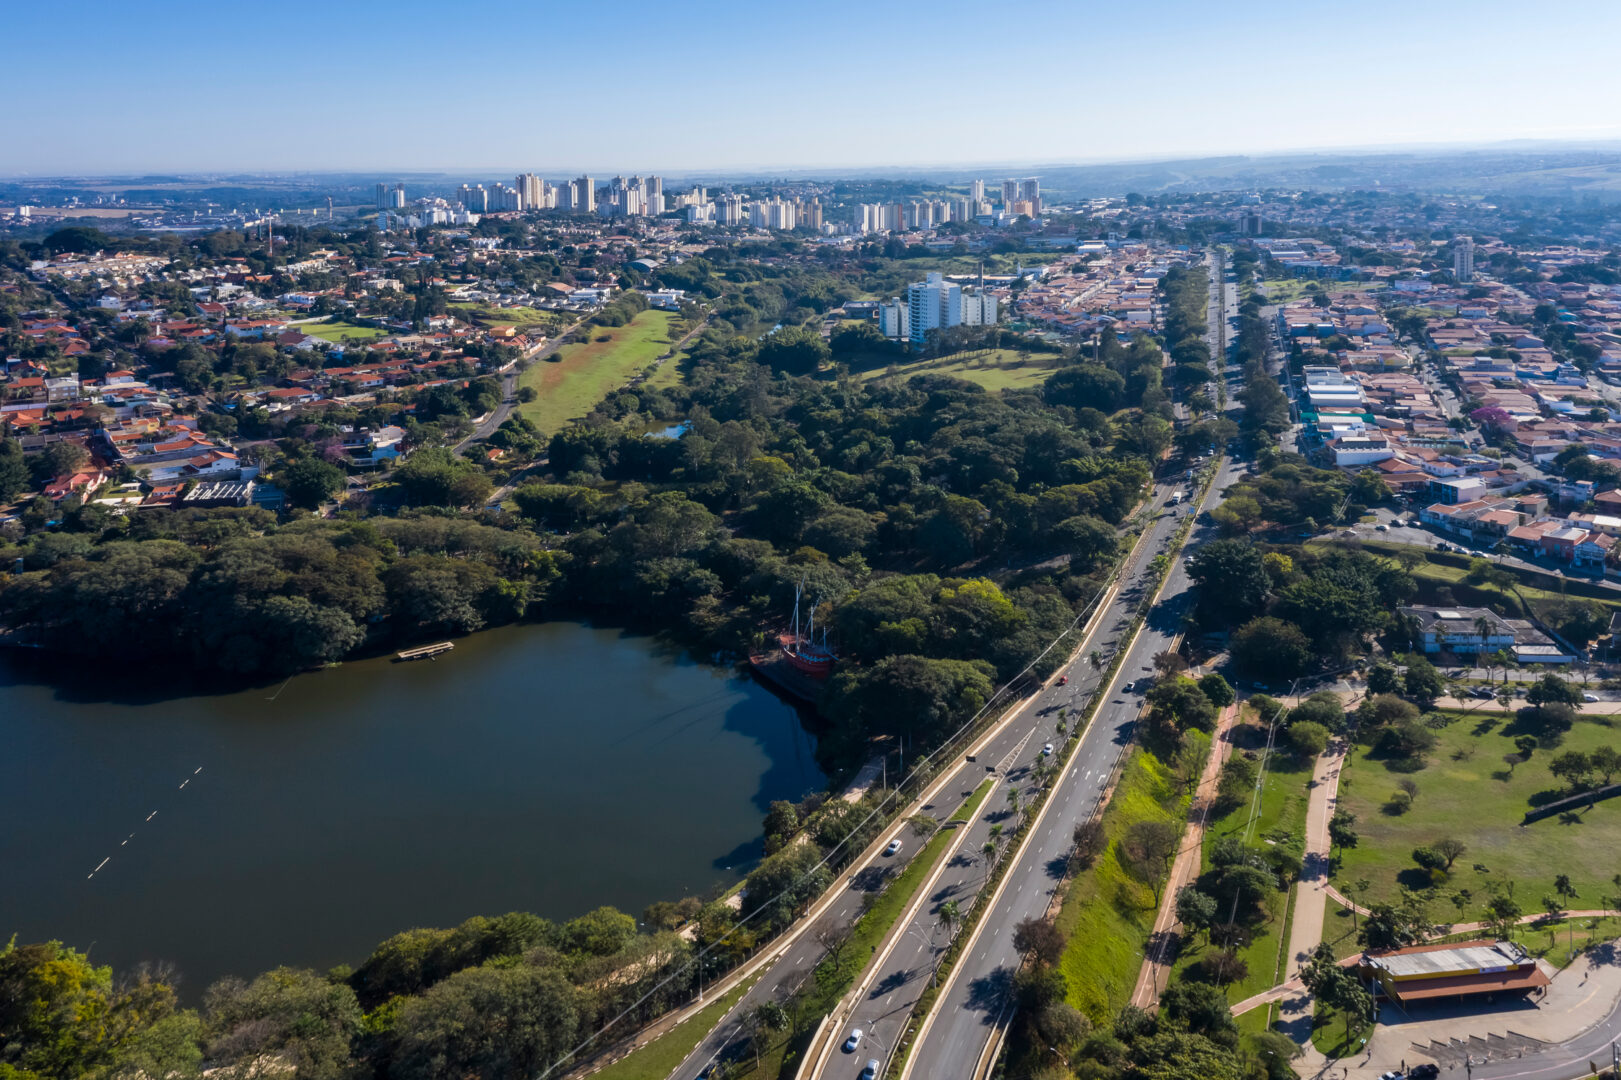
[1330,539,1621,627]
[1054,737,1208,1022]
[588,972,762,1080]
[517,310,678,434]
[733,778,995,1080]
[1165,712,1313,1014]
[854,348,1065,393]
[448,301,564,335]
[300,319,387,343]
[1335,708,1621,917]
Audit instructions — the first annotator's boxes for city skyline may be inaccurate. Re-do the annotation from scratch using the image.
[12,0,1621,175]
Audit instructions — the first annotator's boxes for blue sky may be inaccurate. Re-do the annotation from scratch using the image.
[11,0,1621,175]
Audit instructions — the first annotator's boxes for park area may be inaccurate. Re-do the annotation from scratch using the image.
[299,319,387,344]
[855,347,1066,393]
[517,310,680,435]
[448,301,564,337]
[1335,704,1621,921]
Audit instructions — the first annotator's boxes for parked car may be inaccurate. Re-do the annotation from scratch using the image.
[1375,523,1389,532]
[1472,686,1495,699]
[1584,693,1601,703]
[843,1030,863,1052]
[1410,1065,1440,1080]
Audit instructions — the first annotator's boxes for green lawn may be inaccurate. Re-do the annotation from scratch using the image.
[1334,709,1621,915]
[517,310,679,435]
[1165,714,1313,1007]
[448,301,564,335]
[588,971,762,1080]
[1055,737,1207,1022]
[855,348,1065,393]
[300,319,387,343]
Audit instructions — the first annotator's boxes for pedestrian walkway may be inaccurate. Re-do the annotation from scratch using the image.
[1266,733,1351,1073]
[1130,703,1241,1007]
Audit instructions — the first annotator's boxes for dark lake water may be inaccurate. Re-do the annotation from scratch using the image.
[0,622,824,995]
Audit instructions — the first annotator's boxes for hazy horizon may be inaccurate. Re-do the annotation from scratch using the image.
[14,0,1621,176]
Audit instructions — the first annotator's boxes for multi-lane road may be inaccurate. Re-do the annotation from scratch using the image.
[657,254,1245,1080]
[889,255,1245,1080]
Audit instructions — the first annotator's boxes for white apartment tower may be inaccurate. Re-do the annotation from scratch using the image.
[390,184,406,209]
[906,272,962,345]
[517,173,544,210]
[1454,237,1475,282]
[573,177,595,213]
[970,179,985,202]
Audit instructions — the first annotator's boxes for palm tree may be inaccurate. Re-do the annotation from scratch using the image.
[1006,787,1022,824]
[937,900,961,940]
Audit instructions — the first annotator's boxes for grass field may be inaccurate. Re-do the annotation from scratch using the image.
[517,310,679,435]
[1165,713,1313,1008]
[855,348,1065,393]
[588,971,762,1080]
[448,301,564,335]
[300,319,387,343]
[1334,708,1621,914]
[1055,737,1206,1022]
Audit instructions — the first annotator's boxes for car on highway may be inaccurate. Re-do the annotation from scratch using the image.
[861,1060,881,1080]
[1057,675,1068,686]
[1585,693,1601,703]
[843,1029,863,1052]
[1042,742,1053,755]
[883,838,902,856]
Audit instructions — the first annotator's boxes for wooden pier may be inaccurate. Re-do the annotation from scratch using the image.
[396,641,454,662]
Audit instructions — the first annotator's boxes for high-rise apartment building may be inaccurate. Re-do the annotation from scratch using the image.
[1001,179,1019,207]
[517,173,544,210]
[573,177,595,213]
[1454,236,1475,282]
[391,184,406,209]
[906,272,962,345]
[970,179,985,202]
[375,182,389,209]
[716,194,744,226]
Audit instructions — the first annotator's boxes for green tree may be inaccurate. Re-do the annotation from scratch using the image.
[0,438,28,502]
[280,457,347,510]
[1198,672,1236,708]
[388,965,579,1080]
[1229,617,1313,680]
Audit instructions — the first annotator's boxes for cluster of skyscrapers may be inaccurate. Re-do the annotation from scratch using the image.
[878,272,998,345]
[854,176,1039,234]
[373,175,667,217]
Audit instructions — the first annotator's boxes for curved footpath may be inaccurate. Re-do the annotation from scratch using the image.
[1212,695,1621,1080]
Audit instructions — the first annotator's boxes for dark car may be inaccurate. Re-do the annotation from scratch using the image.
[1410,1065,1439,1080]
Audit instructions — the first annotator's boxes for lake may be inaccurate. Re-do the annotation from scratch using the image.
[0,622,824,995]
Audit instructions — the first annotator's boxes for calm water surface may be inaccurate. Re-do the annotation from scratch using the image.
[0,622,823,994]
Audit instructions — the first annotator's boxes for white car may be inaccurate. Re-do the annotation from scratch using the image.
[861,1060,881,1080]
[1584,693,1601,703]
[1042,743,1054,756]
[883,839,902,856]
[843,1029,863,1052]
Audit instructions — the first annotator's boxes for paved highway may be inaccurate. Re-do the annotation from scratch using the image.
[892,255,1245,1080]
[879,257,1245,1080]
[665,474,1190,1080]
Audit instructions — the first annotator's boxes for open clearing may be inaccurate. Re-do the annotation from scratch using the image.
[1334,707,1621,913]
[517,309,678,435]
[299,319,387,344]
[854,348,1065,393]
